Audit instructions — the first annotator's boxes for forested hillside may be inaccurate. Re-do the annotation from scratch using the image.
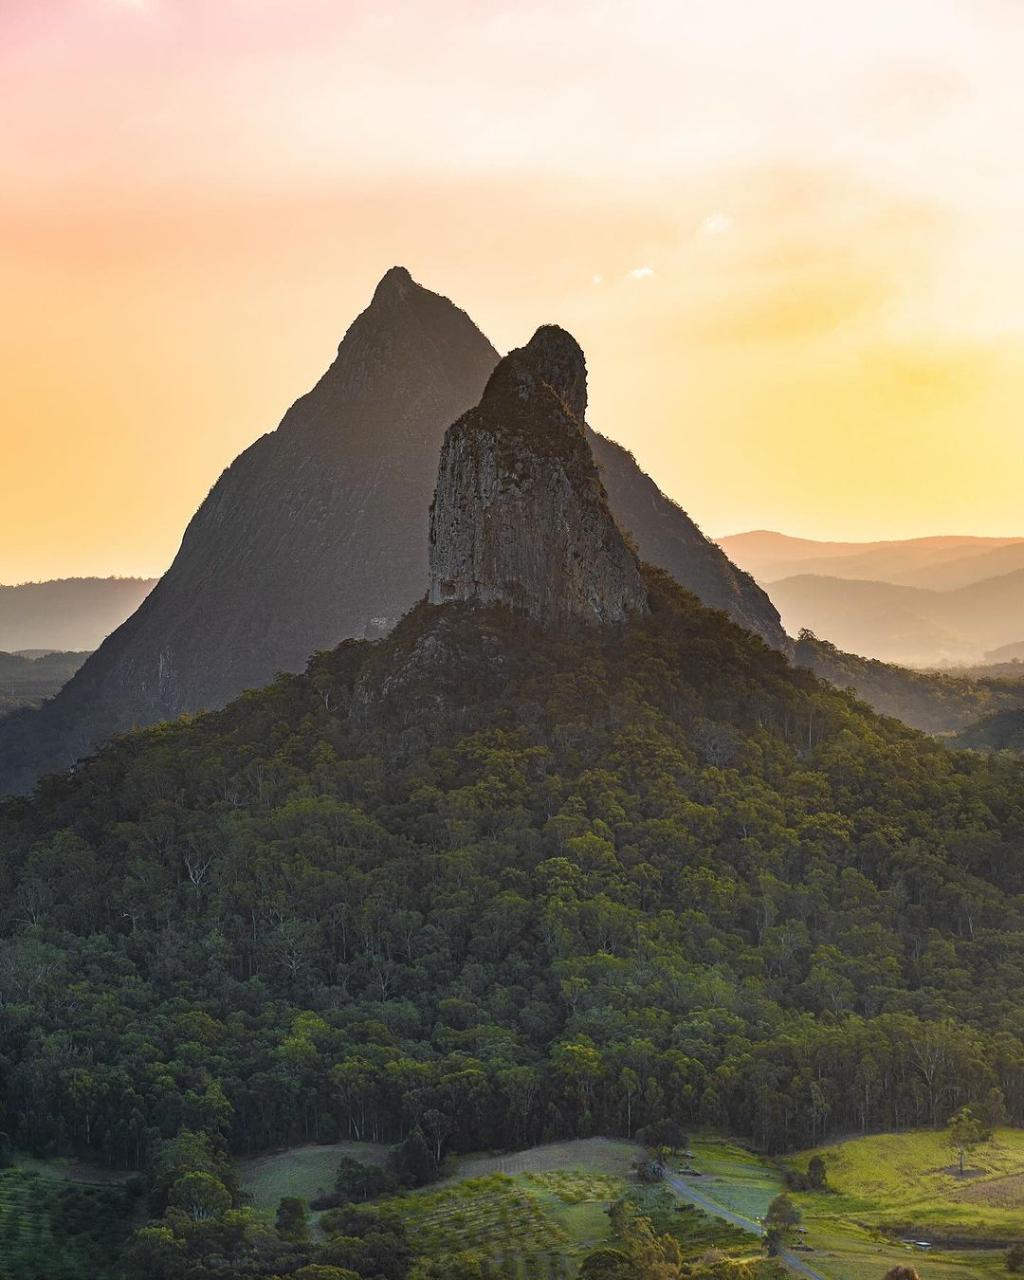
[793,630,1024,733]
[955,707,1024,753]
[3,570,1024,1186]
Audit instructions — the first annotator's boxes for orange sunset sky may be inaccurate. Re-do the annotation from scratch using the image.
[3,0,1024,583]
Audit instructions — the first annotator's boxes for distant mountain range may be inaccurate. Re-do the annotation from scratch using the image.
[720,531,1024,666]
[719,531,1024,590]
[0,578,155,652]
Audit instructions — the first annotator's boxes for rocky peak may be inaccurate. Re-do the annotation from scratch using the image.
[373,264,414,298]
[482,324,588,422]
[428,327,648,626]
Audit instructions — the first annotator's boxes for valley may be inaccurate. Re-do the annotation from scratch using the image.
[720,533,1024,670]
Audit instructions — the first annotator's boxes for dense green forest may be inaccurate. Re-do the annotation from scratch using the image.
[4,570,1024,1273]
[955,707,1024,753]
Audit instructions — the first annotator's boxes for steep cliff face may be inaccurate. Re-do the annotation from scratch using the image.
[429,327,647,625]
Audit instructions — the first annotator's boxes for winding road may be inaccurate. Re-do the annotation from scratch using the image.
[665,1174,829,1280]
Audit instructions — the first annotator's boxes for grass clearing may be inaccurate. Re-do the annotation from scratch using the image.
[449,1137,643,1182]
[661,1133,1017,1280]
[789,1128,1024,1241]
[237,1140,388,1211]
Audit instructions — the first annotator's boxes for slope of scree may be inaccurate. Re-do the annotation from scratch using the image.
[0,270,784,794]
[429,325,648,624]
[3,568,1024,1187]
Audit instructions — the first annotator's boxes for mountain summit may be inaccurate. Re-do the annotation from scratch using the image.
[0,270,784,794]
[430,326,647,624]
[0,269,498,791]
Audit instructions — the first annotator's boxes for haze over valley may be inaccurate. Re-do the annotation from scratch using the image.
[721,532,1024,667]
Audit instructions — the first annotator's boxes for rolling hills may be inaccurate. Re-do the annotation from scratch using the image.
[770,568,1024,666]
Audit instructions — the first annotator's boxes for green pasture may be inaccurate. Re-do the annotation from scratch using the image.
[236,1139,388,1211]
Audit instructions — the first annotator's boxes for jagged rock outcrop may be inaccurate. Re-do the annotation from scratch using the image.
[0,270,784,794]
[429,327,647,625]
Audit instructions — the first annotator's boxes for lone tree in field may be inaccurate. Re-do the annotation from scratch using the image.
[884,1267,921,1280]
[948,1105,988,1176]
[762,1193,801,1255]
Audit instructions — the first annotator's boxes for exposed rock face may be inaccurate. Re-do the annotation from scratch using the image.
[429,327,648,625]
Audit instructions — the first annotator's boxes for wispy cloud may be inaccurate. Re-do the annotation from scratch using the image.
[699,212,733,236]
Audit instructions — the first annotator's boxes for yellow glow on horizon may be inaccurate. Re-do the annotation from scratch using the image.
[3,0,1024,581]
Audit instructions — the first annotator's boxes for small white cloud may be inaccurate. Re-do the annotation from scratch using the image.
[592,274,604,286]
[627,266,656,280]
[699,212,733,237]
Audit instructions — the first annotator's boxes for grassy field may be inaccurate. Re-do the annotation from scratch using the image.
[660,1133,1019,1280]
[448,1137,642,1182]
[788,1128,1024,1242]
[237,1140,388,1211]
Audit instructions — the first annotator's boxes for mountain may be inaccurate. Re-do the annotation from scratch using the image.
[719,530,1024,588]
[0,577,155,651]
[771,568,1024,666]
[0,649,90,716]
[896,540,1024,591]
[4,338,1024,1276]
[985,640,1024,664]
[430,326,648,624]
[0,269,783,795]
